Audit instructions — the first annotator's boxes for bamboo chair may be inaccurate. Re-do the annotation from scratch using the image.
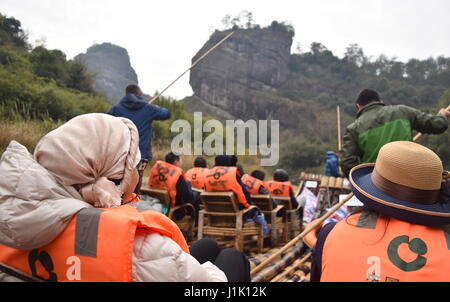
[320,176,351,205]
[192,187,205,210]
[272,196,302,242]
[198,191,264,253]
[192,187,205,193]
[295,172,322,197]
[250,194,285,245]
[313,176,352,219]
[140,185,196,241]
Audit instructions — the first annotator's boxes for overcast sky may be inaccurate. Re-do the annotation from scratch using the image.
[1,0,449,99]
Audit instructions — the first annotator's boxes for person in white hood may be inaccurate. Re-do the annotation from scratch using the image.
[0,113,249,282]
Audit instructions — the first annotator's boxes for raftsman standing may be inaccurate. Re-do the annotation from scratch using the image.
[108,84,171,193]
[340,88,449,178]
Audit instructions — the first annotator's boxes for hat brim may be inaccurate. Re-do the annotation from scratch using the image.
[350,164,450,226]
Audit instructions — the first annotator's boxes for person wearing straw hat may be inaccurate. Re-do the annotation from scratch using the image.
[311,141,450,282]
[340,88,449,178]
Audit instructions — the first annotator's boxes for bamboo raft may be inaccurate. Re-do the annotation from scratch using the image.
[249,243,311,282]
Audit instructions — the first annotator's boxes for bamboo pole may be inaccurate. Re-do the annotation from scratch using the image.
[337,105,342,151]
[294,180,304,197]
[148,31,235,104]
[250,193,353,276]
[413,105,450,142]
[271,251,312,282]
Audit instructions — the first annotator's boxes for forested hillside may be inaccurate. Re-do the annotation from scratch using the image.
[284,42,450,116]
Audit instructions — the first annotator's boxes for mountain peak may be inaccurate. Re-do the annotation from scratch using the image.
[76,42,138,104]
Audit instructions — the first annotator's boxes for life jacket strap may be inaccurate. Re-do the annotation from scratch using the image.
[0,263,43,282]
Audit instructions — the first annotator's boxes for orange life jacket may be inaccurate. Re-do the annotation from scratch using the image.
[185,167,209,190]
[204,166,249,208]
[123,193,139,204]
[148,160,185,207]
[303,219,324,249]
[241,174,268,195]
[266,180,294,197]
[321,212,450,282]
[0,202,189,282]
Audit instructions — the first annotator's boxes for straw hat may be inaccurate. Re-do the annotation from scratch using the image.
[349,141,449,226]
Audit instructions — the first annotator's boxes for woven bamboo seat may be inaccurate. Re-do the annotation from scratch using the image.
[251,194,285,245]
[320,176,350,191]
[272,196,302,242]
[320,176,329,188]
[198,191,263,253]
[192,187,205,210]
[296,172,322,196]
[313,176,352,218]
[140,185,196,241]
[328,177,336,188]
[192,187,205,193]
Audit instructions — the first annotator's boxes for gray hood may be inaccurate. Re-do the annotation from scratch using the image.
[0,141,89,250]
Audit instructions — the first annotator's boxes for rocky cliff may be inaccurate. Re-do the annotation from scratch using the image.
[75,43,138,104]
[189,29,292,120]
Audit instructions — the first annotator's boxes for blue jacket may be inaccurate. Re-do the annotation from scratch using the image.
[324,151,341,177]
[107,94,171,160]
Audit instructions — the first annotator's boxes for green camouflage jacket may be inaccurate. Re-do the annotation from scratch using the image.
[340,102,448,177]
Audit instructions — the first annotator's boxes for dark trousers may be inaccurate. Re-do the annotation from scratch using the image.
[189,238,251,282]
[133,160,148,194]
[173,180,199,220]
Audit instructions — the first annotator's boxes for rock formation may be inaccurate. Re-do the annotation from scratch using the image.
[189,29,292,120]
[75,43,138,104]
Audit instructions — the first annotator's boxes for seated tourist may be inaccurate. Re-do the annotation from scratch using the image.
[205,155,253,210]
[148,152,197,217]
[205,156,268,234]
[242,170,270,195]
[185,156,209,190]
[266,169,299,209]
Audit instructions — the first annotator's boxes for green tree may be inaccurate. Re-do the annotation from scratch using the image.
[310,42,328,55]
[0,14,29,50]
[67,60,95,93]
[278,139,331,174]
[405,58,426,84]
[29,46,69,86]
[344,43,367,67]
[268,20,295,36]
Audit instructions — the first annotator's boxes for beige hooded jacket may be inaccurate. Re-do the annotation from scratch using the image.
[0,113,226,282]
